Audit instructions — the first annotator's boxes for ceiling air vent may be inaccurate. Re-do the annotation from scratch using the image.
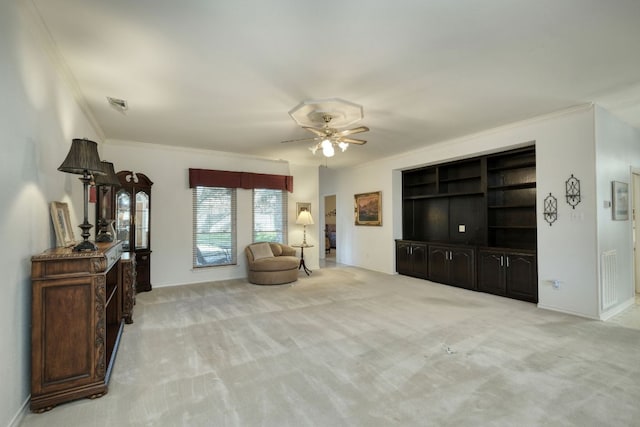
[107,96,128,113]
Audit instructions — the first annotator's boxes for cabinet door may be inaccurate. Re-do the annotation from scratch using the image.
[478,250,506,296]
[32,278,96,397]
[135,251,151,293]
[396,241,412,275]
[134,191,150,250]
[115,190,132,250]
[428,246,449,284]
[506,253,537,302]
[449,248,476,290]
[411,243,428,278]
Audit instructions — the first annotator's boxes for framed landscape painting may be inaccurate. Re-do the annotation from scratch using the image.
[354,191,382,226]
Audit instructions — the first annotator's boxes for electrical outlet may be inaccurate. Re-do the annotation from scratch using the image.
[458,224,466,233]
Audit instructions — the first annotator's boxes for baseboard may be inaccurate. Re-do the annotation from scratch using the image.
[8,396,29,427]
[599,297,636,321]
[537,303,600,320]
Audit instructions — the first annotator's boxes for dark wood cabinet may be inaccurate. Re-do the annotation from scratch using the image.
[30,241,125,412]
[428,245,476,290]
[477,250,506,295]
[505,252,538,302]
[478,249,537,302]
[396,240,428,278]
[399,145,537,302]
[114,171,153,292]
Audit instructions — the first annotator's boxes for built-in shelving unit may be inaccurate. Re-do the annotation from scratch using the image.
[486,148,536,250]
[397,145,538,303]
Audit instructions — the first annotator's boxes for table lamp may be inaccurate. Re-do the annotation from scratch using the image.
[94,160,121,242]
[296,209,314,245]
[57,138,105,251]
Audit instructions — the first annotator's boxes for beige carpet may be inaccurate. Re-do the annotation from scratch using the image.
[20,267,640,426]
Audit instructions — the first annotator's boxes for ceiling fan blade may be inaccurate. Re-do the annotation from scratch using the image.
[280,137,320,143]
[340,137,367,145]
[336,126,369,137]
[302,127,328,137]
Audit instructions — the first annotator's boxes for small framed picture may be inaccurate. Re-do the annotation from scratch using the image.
[50,201,75,247]
[612,181,629,220]
[296,202,311,217]
[354,191,382,226]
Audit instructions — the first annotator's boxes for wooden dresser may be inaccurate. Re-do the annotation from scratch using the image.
[30,241,130,412]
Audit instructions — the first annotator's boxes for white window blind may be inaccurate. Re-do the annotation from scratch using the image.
[252,189,287,243]
[193,186,237,267]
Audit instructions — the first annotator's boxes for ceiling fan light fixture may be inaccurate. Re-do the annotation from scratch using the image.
[283,98,368,159]
[322,143,335,157]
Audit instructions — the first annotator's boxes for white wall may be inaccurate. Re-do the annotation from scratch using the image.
[594,106,640,318]
[322,105,613,319]
[329,165,397,272]
[288,164,320,270]
[1,2,101,425]
[103,140,319,286]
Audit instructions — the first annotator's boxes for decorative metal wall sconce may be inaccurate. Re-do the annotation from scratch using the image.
[565,174,581,209]
[543,193,558,226]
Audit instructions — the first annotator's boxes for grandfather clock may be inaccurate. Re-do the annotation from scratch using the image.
[114,171,153,292]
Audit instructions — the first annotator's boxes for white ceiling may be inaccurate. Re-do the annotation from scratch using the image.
[31,0,640,168]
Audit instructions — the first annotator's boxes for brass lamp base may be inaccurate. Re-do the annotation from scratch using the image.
[95,219,115,242]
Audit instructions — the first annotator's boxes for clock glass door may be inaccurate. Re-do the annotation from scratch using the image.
[116,190,131,250]
[135,191,149,250]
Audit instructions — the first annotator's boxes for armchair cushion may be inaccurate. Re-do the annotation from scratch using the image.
[248,242,274,260]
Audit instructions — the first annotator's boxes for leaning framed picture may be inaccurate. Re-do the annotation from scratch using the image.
[354,191,382,226]
[611,181,629,220]
[50,201,75,247]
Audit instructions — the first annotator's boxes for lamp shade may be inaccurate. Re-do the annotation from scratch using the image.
[296,210,314,225]
[58,138,104,175]
[94,161,121,186]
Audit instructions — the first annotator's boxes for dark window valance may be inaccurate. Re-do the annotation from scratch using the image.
[189,168,293,192]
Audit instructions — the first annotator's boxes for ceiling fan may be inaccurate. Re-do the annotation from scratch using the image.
[281,113,369,157]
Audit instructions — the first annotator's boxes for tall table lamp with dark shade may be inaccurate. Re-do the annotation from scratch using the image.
[95,161,121,242]
[296,209,314,245]
[57,138,105,251]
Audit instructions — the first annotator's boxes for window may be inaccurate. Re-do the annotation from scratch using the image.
[252,189,288,243]
[193,187,236,267]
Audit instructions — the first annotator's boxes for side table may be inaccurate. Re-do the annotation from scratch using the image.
[292,244,313,275]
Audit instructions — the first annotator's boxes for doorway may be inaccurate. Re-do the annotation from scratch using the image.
[324,195,336,261]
